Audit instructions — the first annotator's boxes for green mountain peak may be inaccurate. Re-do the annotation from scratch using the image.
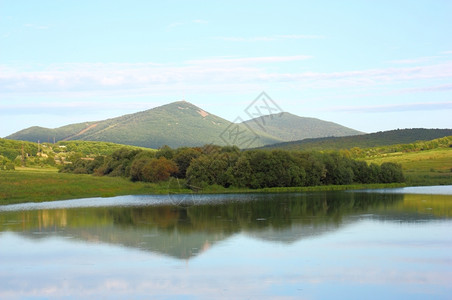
[6,100,363,149]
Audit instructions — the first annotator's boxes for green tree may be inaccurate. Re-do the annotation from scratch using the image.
[142,157,178,182]
[352,160,372,184]
[269,150,305,187]
[298,152,326,186]
[230,154,255,188]
[101,148,142,177]
[379,162,404,183]
[186,155,220,187]
[321,152,354,185]
[130,156,153,182]
[155,145,175,160]
[173,148,201,178]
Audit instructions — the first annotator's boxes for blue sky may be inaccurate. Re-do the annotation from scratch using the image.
[1,0,451,137]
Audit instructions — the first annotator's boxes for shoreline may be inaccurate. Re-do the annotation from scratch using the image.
[0,169,412,205]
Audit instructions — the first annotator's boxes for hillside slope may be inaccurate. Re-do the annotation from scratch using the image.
[6,123,96,144]
[7,101,282,148]
[259,128,452,151]
[242,112,362,141]
[7,101,366,149]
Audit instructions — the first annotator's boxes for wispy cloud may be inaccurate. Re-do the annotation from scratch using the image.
[167,19,208,30]
[333,101,452,113]
[167,22,184,29]
[23,23,49,30]
[276,34,324,39]
[0,101,156,115]
[186,55,312,65]
[1,58,451,100]
[193,19,208,24]
[215,34,324,42]
[389,56,438,64]
[395,83,452,94]
[216,36,275,42]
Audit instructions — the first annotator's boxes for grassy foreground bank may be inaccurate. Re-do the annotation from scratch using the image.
[0,169,157,205]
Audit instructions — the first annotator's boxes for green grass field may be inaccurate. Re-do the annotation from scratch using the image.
[0,168,174,205]
[363,148,452,186]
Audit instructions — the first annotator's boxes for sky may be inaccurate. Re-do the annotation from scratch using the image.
[1,0,451,137]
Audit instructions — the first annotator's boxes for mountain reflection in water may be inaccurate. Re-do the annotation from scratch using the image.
[0,191,450,260]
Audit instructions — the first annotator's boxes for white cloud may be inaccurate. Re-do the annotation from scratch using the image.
[192,19,208,24]
[332,101,452,113]
[276,34,325,39]
[1,58,451,101]
[215,34,324,42]
[167,19,208,30]
[389,57,438,64]
[215,36,276,42]
[167,22,184,29]
[186,55,312,65]
[23,23,49,30]
[0,101,154,114]
[395,83,452,94]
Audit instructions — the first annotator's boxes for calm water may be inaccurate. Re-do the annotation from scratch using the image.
[1,187,451,299]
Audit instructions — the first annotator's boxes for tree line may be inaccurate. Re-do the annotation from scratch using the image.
[60,145,405,189]
[345,136,452,158]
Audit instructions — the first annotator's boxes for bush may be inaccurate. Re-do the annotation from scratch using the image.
[380,162,404,183]
[141,157,178,183]
[5,162,15,170]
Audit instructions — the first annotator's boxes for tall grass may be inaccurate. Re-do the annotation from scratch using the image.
[363,148,452,186]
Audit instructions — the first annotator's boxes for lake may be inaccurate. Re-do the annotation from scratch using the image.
[1,187,451,299]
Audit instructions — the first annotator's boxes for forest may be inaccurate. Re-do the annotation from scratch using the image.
[60,145,405,189]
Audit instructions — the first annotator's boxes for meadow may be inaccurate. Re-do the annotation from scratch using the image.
[0,168,172,205]
[363,148,452,186]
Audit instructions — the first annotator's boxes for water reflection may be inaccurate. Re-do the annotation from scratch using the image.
[1,189,452,300]
[1,191,450,259]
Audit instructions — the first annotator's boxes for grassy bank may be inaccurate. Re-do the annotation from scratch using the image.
[0,168,170,205]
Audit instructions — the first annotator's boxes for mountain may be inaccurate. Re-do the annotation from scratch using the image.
[243,112,362,141]
[259,128,452,151]
[6,101,362,149]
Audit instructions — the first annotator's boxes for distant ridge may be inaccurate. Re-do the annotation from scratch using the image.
[6,100,363,148]
[243,112,362,141]
[258,128,452,151]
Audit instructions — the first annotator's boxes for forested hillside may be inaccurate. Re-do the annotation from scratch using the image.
[260,128,452,151]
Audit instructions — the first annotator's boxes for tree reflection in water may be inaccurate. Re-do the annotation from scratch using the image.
[0,191,450,259]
